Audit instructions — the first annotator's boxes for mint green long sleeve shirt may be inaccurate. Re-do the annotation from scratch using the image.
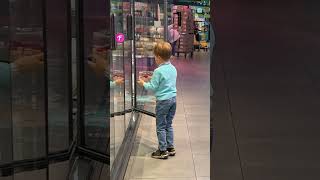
[110,81,115,88]
[143,62,177,101]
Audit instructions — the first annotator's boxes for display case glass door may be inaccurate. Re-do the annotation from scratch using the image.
[134,0,164,115]
[68,0,136,177]
[80,0,111,155]
[79,0,134,169]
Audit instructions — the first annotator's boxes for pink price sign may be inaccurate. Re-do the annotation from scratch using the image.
[115,33,125,43]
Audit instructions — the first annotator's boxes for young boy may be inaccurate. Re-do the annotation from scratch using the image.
[138,41,177,159]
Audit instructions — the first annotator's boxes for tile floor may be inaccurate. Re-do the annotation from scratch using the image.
[124,51,210,180]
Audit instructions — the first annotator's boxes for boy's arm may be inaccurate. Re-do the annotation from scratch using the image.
[143,71,161,91]
[110,80,115,88]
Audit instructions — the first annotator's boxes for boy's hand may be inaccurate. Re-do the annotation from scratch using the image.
[137,79,145,86]
[115,78,124,85]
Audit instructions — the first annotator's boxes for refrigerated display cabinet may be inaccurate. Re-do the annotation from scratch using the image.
[0,0,168,179]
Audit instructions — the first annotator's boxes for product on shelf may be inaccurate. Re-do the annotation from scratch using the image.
[145,43,155,51]
[139,71,153,82]
[134,1,164,59]
[172,5,194,55]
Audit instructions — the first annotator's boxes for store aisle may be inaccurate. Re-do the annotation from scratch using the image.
[124,52,210,180]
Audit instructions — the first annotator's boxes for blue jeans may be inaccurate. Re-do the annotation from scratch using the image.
[155,96,176,151]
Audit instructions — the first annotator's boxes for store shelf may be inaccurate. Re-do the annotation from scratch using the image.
[135,55,154,59]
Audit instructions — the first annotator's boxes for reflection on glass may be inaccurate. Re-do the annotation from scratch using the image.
[10,0,46,160]
[124,40,132,135]
[83,0,109,153]
[0,1,12,164]
[136,58,157,113]
[123,2,133,112]
[0,63,12,164]
[111,47,125,158]
[47,0,70,153]
[123,35,133,129]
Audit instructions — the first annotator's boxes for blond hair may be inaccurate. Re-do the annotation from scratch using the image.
[153,41,172,61]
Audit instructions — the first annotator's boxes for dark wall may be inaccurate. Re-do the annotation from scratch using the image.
[211,0,320,180]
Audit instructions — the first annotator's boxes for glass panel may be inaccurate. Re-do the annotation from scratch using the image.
[135,58,157,113]
[14,168,47,180]
[49,161,69,180]
[135,0,163,114]
[47,0,71,153]
[110,0,126,167]
[82,0,110,153]
[0,0,10,63]
[123,0,133,131]
[0,0,12,164]
[10,0,46,160]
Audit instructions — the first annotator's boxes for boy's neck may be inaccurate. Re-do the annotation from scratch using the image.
[158,59,170,66]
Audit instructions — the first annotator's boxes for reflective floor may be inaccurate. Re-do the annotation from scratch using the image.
[124,51,210,180]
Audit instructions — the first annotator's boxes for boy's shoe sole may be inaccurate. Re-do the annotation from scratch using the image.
[151,155,169,159]
[167,148,176,156]
[151,154,169,159]
[151,150,169,159]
